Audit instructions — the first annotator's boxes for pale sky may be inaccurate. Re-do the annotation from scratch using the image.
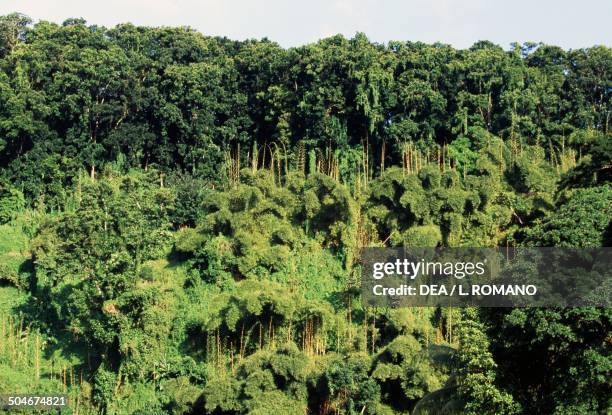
[1,0,611,49]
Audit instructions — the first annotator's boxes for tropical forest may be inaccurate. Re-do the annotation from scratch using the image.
[0,13,610,414]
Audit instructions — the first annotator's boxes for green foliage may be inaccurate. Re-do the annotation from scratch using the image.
[202,343,311,414]
[483,307,611,414]
[0,14,609,415]
[485,182,612,414]
[0,16,608,207]
[177,170,354,288]
[560,133,612,189]
[372,336,453,412]
[453,309,520,415]
[190,280,334,358]
[364,159,522,247]
[27,172,183,405]
[322,354,381,415]
[169,173,213,228]
[0,184,25,224]
[526,185,611,247]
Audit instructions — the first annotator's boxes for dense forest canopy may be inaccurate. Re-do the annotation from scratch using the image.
[0,13,609,203]
[0,12,610,415]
